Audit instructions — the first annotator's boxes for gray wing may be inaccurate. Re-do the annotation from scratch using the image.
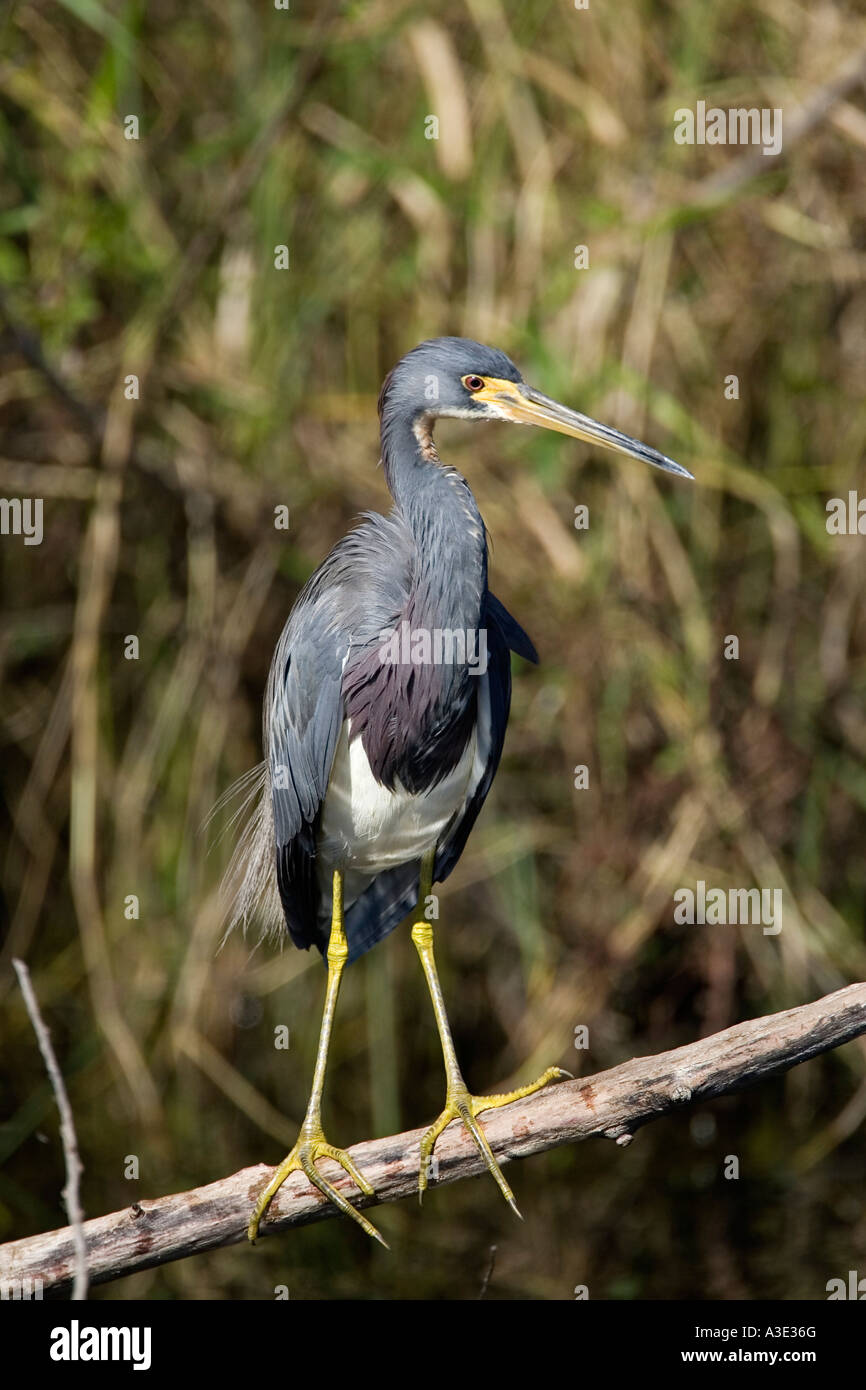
[268,511,414,952]
[267,605,344,954]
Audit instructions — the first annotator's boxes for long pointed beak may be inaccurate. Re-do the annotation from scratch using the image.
[476,378,693,480]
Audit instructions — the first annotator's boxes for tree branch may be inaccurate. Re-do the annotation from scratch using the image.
[2,983,865,1296]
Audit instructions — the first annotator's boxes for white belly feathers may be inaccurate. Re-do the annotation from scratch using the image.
[317,719,477,879]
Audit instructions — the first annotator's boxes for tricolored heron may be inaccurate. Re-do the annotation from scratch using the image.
[228,337,692,1245]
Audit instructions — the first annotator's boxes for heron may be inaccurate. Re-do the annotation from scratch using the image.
[227,336,692,1246]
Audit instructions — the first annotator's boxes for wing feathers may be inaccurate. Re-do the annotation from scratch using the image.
[217,556,536,963]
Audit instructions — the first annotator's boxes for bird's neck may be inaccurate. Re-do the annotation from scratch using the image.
[381,413,488,631]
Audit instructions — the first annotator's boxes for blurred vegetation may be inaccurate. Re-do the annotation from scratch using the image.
[2,0,866,1300]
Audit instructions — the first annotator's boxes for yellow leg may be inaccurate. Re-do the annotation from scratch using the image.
[411,851,569,1214]
[248,870,386,1247]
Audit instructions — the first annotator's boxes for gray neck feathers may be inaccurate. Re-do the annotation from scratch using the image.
[381,409,488,634]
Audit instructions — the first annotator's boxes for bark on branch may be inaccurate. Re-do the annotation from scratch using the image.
[2,982,865,1296]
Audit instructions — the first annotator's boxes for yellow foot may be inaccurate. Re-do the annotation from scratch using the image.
[418,1066,570,1214]
[248,1131,387,1247]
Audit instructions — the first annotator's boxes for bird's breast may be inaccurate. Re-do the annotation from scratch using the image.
[317,718,477,876]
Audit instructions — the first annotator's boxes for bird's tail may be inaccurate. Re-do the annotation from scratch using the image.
[207,762,283,948]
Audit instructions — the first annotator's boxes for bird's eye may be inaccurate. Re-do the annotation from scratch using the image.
[463,375,485,392]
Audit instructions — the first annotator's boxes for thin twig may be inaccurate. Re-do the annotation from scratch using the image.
[11,959,88,1301]
[478,1244,498,1299]
[0,290,101,436]
[1,983,864,1296]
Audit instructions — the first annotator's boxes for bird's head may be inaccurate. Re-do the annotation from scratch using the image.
[379,336,692,480]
